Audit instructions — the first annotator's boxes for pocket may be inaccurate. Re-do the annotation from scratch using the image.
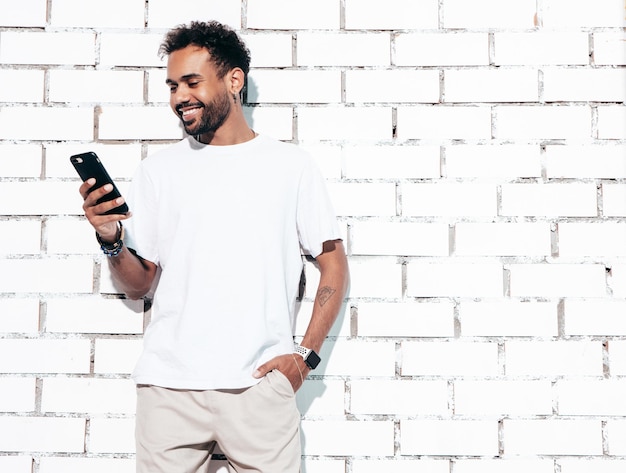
[267,369,296,398]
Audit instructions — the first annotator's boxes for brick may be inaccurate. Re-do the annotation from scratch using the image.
[99,33,165,67]
[245,106,293,140]
[454,380,552,416]
[496,105,591,139]
[504,419,603,455]
[357,302,454,338]
[247,70,341,103]
[351,380,448,415]
[494,32,589,66]
[344,144,440,179]
[611,264,626,298]
[50,0,144,28]
[443,0,536,29]
[298,32,389,67]
[42,377,135,414]
[397,106,492,140]
[0,258,93,293]
[455,223,551,257]
[299,106,392,140]
[146,68,169,103]
[322,340,396,377]
[597,105,626,139]
[508,263,606,298]
[49,70,145,103]
[0,69,45,103]
[402,183,496,217]
[94,339,143,374]
[247,0,339,29]
[401,341,499,377]
[89,418,135,453]
[346,69,440,103]
[0,220,41,255]
[301,459,345,473]
[0,378,37,412]
[46,218,103,255]
[327,182,396,216]
[48,143,141,180]
[559,223,626,257]
[460,300,557,337]
[395,33,489,66]
[39,457,135,473]
[243,33,293,68]
[0,417,85,452]
[594,32,626,65]
[557,380,626,416]
[0,339,91,374]
[445,144,541,179]
[0,298,40,333]
[607,420,626,455]
[148,0,241,29]
[0,456,32,473]
[445,68,538,103]
[505,341,603,376]
[345,0,438,30]
[455,460,554,473]
[546,144,626,179]
[602,183,626,217]
[45,298,144,334]
[565,300,626,336]
[501,183,597,217]
[0,0,46,26]
[543,68,626,102]
[0,144,42,178]
[352,460,449,473]
[609,341,626,375]
[296,379,345,416]
[0,32,96,66]
[0,107,94,141]
[559,459,626,473]
[407,262,503,298]
[351,222,449,256]
[543,0,626,28]
[401,420,498,456]
[97,105,181,140]
[300,420,394,456]
[347,260,402,298]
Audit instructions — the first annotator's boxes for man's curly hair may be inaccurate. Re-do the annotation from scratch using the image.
[160,21,251,79]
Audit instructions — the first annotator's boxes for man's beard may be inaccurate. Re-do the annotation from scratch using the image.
[177,92,231,136]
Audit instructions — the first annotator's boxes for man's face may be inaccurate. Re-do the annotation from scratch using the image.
[166,46,231,137]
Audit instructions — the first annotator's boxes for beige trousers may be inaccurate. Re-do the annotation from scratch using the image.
[135,370,301,473]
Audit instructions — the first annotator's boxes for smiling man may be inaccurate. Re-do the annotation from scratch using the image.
[78,21,349,473]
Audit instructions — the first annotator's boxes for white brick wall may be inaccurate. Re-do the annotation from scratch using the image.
[1,0,625,471]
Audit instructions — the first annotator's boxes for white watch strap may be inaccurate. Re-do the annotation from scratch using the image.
[294,344,311,359]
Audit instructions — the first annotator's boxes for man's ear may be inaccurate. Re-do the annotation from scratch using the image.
[228,67,246,96]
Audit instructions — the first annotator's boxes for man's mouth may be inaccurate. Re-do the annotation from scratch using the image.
[177,103,203,121]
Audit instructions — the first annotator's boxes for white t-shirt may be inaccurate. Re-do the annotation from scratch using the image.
[124,135,341,389]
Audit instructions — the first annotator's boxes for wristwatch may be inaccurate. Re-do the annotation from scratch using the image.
[294,344,321,369]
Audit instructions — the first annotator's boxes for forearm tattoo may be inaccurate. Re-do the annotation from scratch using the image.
[316,286,336,307]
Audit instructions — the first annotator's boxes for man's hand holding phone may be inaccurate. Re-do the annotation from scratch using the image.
[71,152,131,243]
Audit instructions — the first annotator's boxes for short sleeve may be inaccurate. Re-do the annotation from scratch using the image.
[296,157,342,258]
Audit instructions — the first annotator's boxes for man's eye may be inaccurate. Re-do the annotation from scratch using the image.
[188,82,199,87]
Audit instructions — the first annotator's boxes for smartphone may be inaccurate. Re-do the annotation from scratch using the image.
[70,151,129,215]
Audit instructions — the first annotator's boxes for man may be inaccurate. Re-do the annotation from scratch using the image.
[79,20,349,473]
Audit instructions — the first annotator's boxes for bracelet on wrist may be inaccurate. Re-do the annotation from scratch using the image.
[96,222,124,257]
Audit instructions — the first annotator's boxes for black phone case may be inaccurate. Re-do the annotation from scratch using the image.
[70,151,129,215]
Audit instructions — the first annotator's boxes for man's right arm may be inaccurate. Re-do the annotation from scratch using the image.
[79,178,158,300]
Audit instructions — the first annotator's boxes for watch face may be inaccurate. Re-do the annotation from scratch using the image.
[305,350,321,369]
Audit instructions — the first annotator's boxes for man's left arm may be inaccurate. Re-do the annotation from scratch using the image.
[253,239,349,391]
